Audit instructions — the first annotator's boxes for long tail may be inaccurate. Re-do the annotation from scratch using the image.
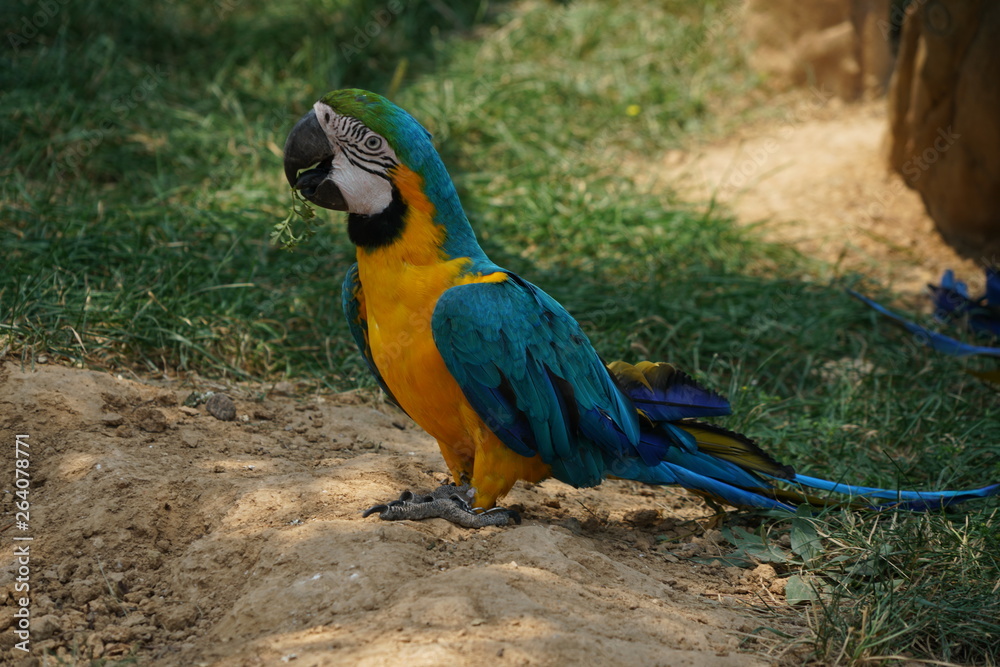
[607,361,1000,512]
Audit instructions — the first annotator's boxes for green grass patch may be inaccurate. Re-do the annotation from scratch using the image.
[2,0,999,663]
[716,507,1000,664]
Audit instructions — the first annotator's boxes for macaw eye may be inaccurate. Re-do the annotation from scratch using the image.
[364,135,383,151]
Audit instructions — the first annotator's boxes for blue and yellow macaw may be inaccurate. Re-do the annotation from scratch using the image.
[283,89,999,528]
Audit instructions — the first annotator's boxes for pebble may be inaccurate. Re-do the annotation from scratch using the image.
[133,407,167,433]
[101,413,125,428]
[206,393,236,421]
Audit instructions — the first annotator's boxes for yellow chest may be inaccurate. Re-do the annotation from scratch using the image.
[353,164,486,446]
[358,257,464,425]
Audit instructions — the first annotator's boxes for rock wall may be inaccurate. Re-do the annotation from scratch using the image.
[886,0,1000,259]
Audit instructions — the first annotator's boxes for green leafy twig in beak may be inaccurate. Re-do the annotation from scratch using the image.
[271,188,320,249]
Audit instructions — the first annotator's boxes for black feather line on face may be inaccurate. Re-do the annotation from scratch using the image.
[347,186,407,249]
[332,115,395,172]
[341,148,395,180]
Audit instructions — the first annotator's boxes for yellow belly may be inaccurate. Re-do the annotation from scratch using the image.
[358,259,549,507]
[367,295,477,467]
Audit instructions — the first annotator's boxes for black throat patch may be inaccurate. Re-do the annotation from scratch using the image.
[347,189,407,249]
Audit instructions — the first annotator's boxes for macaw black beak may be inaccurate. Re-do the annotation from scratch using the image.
[283,109,349,211]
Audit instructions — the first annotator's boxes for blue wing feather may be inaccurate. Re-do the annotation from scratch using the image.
[432,274,640,488]
[615,364,731,421]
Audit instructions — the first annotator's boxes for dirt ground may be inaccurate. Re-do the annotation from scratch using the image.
[1,99,976,666]
[0,360,797,666]
[637,98,981,300]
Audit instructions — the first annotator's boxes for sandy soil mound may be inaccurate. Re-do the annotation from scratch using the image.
[0,360,795,666]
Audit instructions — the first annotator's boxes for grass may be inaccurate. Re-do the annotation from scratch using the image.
[2,0,999,663]
[804,509,1000,664]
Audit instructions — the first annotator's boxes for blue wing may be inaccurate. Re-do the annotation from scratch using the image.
[432,273,644,487]
[341,263,406,411]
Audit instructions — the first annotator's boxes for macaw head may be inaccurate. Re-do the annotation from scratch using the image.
[285,88,459,208]
[283,89,480,254]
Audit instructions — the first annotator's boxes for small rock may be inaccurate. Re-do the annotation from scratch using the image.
[157,603,199,632]
[252,407,275,420]
[115,425,135,438]
[271,381,295,396]
[205,393,236,421]
[155,392,178,407]
[179,406,200,417]
[0,606,14,632]
[87,635,105,659]
[101,625,136,643]
[33,614,61,641]
[746,563,778,586]
[69,580,102,605]
[133,407,168,433]
[101,413,125,428]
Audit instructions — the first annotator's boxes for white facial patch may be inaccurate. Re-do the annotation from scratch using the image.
[313,101,400,216]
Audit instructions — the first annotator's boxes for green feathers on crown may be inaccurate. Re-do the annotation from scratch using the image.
[319,89,433,164]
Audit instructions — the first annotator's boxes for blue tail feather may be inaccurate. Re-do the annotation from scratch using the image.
[790,474,1000,511]
[605,361,999,513]
[616,459,796,512]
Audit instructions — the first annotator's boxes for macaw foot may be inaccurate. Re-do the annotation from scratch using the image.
[362,483,521,528]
